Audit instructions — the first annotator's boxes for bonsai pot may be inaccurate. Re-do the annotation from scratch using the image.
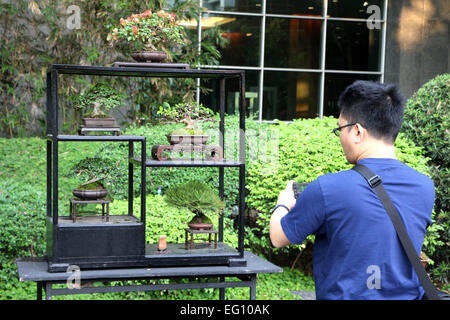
[82,118,117,128]
[167,134,209,145]
[131,51,167,63]
[187,213,213,230]
[73,188,108,200]
[188,222,213,230]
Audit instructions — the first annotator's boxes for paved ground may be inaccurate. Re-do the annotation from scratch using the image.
[290,290,316,300]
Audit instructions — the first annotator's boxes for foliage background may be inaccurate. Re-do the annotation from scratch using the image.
[0,0,227,137]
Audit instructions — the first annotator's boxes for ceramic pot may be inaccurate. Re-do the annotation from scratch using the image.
[188,223,213,230]
[73,188,108,200]
[167,135,209,145]
[82,118,117,128]
[131,51,167,63]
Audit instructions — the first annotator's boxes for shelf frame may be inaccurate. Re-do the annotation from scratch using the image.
[45,64,247,268]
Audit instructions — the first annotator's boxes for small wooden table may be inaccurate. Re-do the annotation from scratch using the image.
[185,228,218,249]
[69,199,111,223]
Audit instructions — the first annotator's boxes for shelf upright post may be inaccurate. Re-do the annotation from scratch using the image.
[141,138,146,225]
[219,77,226,242]
[238,71,246,256]
[46,71,52,219]
[51,68,59,226]
[128,142,134,217]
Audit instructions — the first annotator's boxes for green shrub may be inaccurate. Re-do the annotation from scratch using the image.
[402,73,449,211]
[401,73,449,284]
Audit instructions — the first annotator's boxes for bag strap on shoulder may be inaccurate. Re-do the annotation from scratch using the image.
[352,163,441,300]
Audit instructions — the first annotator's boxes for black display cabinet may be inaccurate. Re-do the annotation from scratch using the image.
[46,64,246,272]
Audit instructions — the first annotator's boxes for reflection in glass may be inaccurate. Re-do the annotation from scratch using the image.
[203,0,263,13]
[265,18,322,69]
[200,70,260,118]
[262,71,320,120]
[267,0,323,16]
[202,14,261,67]
[323,73,380,117]
[326,21,381,71]
[327,0,384,19]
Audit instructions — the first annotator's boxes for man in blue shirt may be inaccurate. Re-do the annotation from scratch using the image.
[269,81,435,300]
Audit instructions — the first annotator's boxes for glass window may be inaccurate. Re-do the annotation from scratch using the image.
[325,20,381,71]
[323,73,381,117]
[265,18,322,69]
[200,70,260,118]
[202,0,263,13]
[267,0,323,16]
[202,14,261,67]
[262,71,320,120]
[327,0,384,19]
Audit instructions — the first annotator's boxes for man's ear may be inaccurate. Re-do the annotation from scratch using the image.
[353,123,365,144]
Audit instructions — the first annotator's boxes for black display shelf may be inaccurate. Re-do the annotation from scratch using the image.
[50,63,244,79]
[45,64,246,272]
[48,134,145,142]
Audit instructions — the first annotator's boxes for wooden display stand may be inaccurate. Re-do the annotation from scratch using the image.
[185,228,218,250]
[69,198,110,223]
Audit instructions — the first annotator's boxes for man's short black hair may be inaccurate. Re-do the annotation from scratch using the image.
[338,80,405,144]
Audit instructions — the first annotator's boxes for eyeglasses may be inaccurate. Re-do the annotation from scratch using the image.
[332,123,357,137]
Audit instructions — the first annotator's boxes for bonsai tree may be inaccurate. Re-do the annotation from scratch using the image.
[157,101,216,136]
[157,101,216,123]
[76,83,125,119]
[110,9,184,52]
[164,181,224,227]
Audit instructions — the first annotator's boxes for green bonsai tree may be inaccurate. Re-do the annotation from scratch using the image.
[157,101,216,123]
[164,181,224,226]
[76,83,126,118]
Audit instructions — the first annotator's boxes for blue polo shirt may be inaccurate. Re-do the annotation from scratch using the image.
[280,158,434,300]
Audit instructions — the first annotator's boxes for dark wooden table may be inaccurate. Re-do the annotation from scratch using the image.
[16,251,282,300]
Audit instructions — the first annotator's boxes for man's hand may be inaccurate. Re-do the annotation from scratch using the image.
[270,180,297,248]
[277,180,297,210]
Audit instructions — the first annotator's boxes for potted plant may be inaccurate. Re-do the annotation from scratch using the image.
[110,9,184,63]
[75,82,125,129]
[72,177,108,200]
[158,101,215,145]
[164,181,224,230]
[156,101,216,123]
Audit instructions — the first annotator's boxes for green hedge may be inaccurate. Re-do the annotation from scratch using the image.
[401,73,449,284]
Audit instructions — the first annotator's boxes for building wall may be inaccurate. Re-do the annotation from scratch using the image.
[385,0,450,98]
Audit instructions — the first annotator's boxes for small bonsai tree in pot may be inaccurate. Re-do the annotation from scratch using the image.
[75,82,125,131]
[110,9,184,63]
[157,101,216,145]
[72,177,108,200]
[164,181,224,230]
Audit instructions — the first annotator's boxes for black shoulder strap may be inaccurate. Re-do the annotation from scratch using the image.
[352,163,440,300]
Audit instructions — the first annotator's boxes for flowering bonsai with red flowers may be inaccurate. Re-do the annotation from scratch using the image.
[109,9,184,62]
